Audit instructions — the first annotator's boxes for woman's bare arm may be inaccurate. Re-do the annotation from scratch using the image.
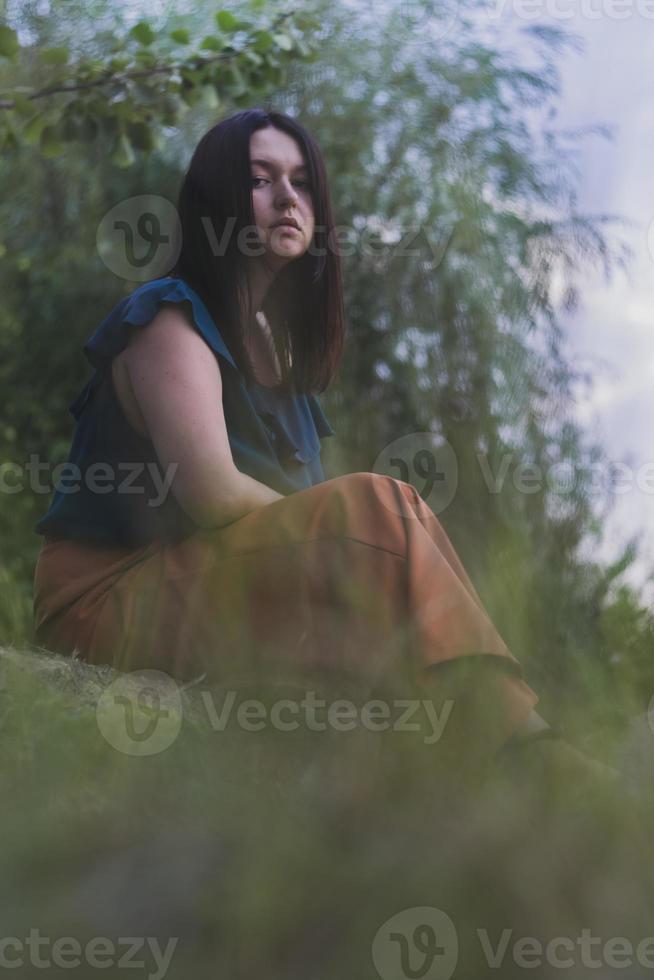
[120,304,284,528]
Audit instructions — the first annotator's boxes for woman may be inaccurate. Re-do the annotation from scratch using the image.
[32,107,598,782]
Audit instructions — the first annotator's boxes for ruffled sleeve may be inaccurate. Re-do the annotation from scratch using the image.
[67,276,239,422]
[82,277,238,373]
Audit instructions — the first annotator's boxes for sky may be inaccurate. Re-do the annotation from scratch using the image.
[528,10,654,601]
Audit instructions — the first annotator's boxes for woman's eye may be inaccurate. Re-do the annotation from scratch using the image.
[251,176,311,189]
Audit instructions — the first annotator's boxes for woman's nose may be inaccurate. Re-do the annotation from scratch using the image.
[276,179,299,209]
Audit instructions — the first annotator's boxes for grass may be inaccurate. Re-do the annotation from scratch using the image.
[2,641,654,979]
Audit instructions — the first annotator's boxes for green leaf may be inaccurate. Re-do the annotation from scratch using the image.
[227,63,246,95]
[22,112,47,145]
[134,48,157,67]
[180,86,202,107]
[294,13,319,30]
[202,84,220,109]
[76,58,109,82]
[9,92,34,116]
[215,10,238,31]
[130,21,156,45]
[253,30,273,52]
[244,50,263,66]
[111,132,135,168]
[40,46,69,65]
[169,28,190,44]
[109,55,130,70]
[0,24,19,60]
[200,35,225,52]
[272,32,293,51]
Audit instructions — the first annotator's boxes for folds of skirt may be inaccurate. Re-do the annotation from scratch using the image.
[33,472,538,736]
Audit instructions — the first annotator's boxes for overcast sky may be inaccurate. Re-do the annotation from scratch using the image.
[534,11,654,601]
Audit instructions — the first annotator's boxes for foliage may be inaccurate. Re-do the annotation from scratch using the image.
[0,0,318,165]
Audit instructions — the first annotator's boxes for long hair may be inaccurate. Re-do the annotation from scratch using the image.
[161,107,346,396]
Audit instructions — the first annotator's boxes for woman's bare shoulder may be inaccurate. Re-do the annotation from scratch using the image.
[121,302,215,361]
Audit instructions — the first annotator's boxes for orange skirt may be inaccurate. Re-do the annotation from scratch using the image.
[33,472,538,730]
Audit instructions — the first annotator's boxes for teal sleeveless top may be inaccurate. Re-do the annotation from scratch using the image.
[34,277,336,546]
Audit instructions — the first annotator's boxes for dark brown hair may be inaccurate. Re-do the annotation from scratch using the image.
[162,107,345,396]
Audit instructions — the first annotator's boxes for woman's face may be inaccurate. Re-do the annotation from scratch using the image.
[249,126,315,270]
